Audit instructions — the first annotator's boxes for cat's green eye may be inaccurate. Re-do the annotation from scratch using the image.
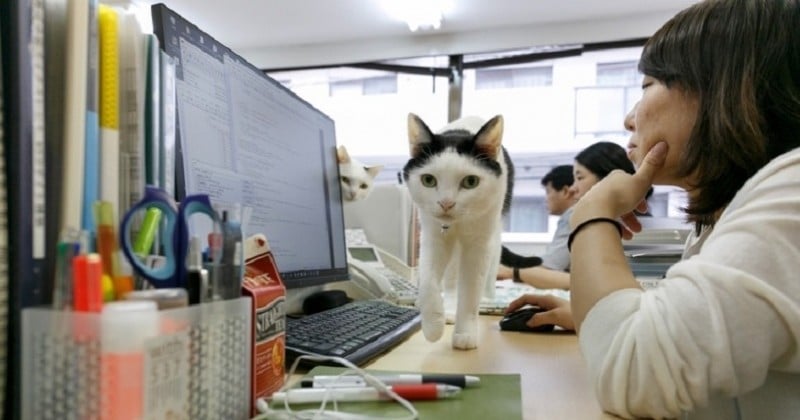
[420,174,437,188]
[340,176,350,185]
[461,175,480,189]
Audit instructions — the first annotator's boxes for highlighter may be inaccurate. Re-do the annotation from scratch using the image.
[94,201,120,278]
[72,253,104,312]
[132,207,161,257]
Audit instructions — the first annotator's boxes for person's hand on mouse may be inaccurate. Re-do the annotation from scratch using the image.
[505,294,575,331]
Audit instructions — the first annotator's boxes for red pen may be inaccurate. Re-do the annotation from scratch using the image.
[269,383,461,404]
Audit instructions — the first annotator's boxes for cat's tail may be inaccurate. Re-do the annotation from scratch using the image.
[500,246,543,268]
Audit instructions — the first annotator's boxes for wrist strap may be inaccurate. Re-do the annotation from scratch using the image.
[512,267,521,283]
[567,217,623,252]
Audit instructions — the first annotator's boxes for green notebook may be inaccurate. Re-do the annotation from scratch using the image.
[268,367,522,420]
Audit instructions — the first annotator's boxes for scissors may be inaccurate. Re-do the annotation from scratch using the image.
[120,185,220,289]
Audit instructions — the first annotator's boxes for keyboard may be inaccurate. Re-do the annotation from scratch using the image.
[285,299,421,366]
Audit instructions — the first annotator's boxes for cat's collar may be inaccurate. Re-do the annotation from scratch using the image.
[441,224,450,233]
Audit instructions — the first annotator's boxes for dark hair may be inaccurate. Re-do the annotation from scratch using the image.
[639,0,800,229]
[574,141,634,179]
[541,165,573,190]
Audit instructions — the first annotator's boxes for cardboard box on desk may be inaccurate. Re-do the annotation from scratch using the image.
[242,234,287,416]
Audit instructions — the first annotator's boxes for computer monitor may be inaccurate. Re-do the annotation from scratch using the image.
[151,3,349,289]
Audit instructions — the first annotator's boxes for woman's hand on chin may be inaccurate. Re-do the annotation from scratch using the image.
[571,142,669,239]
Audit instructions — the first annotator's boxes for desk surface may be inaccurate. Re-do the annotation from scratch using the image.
[292,315,617,420]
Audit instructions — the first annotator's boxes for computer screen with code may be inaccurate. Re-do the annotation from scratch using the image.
[151,3,348,288]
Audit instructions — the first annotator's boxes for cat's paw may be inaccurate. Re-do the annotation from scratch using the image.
[421,313,446,342]
[451,319,479,349]
[451,332,478,350]
[444,310,456,325]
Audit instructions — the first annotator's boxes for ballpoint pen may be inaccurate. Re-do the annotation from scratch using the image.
[269,384,461,405]
[301,373,481,389]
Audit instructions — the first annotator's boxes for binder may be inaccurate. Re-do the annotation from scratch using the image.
[0,15,8,420]
[43,0,67,289]
[144,33,161,188]
[1,0,50,417]
[117,8,145,215]
[159,51,177,197]
[83,0,100,240]
[98,4,120,219]
[61,0,89,237]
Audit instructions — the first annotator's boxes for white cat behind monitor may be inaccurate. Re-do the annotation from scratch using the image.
[337,145,383,202]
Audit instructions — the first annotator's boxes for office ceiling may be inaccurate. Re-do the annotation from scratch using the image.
[136,0,699,69]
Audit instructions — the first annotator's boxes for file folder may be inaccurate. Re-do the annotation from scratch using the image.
[1,0,50,417]
[98,4,120,218]
[0,15,8,420]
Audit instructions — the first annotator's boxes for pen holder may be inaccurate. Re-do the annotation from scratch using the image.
[22,297,252,420]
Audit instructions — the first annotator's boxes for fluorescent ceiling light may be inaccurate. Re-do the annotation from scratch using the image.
[382,0,454,32]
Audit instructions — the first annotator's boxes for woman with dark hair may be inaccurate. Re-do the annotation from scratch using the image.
[572,141,653,216]
[508,0,800,418]
[570,141,635,201]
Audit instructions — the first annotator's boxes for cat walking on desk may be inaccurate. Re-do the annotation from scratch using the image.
[403,113,540,350]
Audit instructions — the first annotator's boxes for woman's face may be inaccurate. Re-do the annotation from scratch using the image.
[624,76,699,188]
[570,163,601,200]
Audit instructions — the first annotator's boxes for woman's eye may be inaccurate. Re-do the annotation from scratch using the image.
[460,175,480,189]
[420,174,437,188]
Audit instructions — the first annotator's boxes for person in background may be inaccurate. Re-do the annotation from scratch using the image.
[497,165,574,286]
[500,141,634,290]
[509,0,800,417]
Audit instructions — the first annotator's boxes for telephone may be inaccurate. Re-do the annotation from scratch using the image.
[345,229,417,306]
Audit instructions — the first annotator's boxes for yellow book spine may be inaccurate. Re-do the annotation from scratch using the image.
[98,4,118,130]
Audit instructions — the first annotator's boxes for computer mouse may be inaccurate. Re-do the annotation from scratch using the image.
[499,306,555,333]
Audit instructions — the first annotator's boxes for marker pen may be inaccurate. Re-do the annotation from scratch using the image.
[270,384,461,405]
[186,236,208,304]
[301,373,481,389]
[73,253,104,312]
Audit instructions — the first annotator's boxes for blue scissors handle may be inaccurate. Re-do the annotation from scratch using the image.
[120,186,218,288]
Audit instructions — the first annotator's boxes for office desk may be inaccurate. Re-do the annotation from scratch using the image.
[291,315,617,420]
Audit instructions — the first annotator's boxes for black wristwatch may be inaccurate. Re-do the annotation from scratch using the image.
[512,267,522,283]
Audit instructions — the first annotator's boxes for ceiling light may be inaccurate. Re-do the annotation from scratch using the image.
[382,0,453,32]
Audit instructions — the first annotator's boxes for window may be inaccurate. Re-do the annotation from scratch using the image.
[596,61,641,86]
[267,45,687,234]
[475,66,553,90]
[329,75,398,96]
[574,61,642,139]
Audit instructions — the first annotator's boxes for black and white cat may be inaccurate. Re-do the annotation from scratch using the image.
[337,145,383,202]
[403,113,540,350]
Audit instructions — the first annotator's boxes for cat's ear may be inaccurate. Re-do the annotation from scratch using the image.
[364,165,384,179]
[474,115,504,158]
[407,113,434,157]
[337,145,351,164]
